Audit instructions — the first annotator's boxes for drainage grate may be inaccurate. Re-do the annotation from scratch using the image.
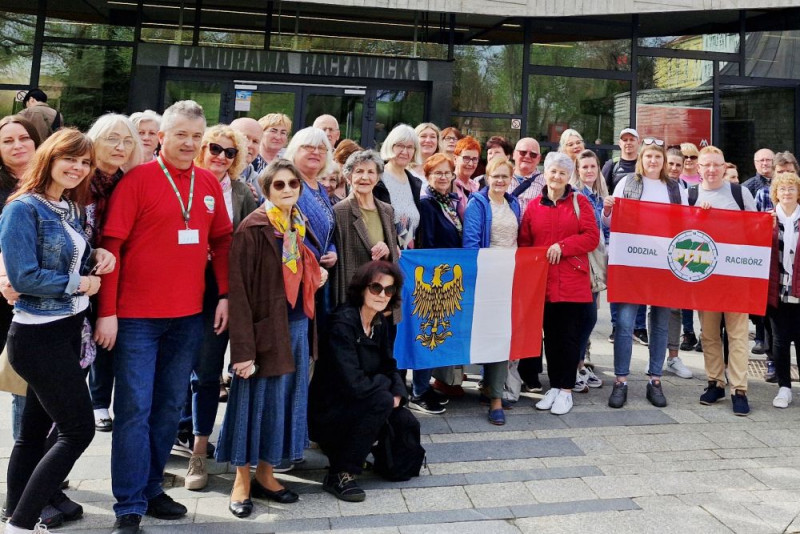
[748,359,799,381]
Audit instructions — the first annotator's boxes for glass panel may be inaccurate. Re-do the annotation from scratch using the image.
[199,29,265,49]
[45,17,134,41]
[745,31,800,79]
[530,39,631,71]
[527,75,630,149]
[374,89,425,148]
[303,93,364,145]
[452,44,522,114]
[639,34,739,53]
[720,85,795,179]
[636,57,713,147]
[234,90,296,122]
[164,80,223,125]
[39,44,133,131]
[0,90,25,117]
[0,13,35,85]
[270,34,446,59]
[141,3,196,45]
[449,116,522,150]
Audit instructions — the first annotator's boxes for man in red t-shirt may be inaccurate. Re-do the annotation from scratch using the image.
[94,100,232,534]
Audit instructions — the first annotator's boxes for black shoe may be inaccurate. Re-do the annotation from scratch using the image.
[251,477,299,503]
[323,472,366,502]
[112,513,142,534]
[694,338,703,352]
[50,490,83,521]
[680,332,698,351]
[429,388,449,406]
[1,505,64,528]
[732,390,750,416]
[521,375,543,393]
[646,380,667,408]
[409,390,446,414]
[633,329,649,346]
[699,381,726,405]
[765,361,778,383]
[608,327,616,343]
[95,417,113,432]
[146,492,187,519]
[608,381,627,409]
[751,340,767,355]
[228,498,253,518]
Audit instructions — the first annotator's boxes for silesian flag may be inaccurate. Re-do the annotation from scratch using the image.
[394,248,547,370]
[608,198,772,314]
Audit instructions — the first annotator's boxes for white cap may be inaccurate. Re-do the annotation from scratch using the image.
[619,128,639,139]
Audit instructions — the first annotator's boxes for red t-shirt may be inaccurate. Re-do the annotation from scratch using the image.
[97,157,233,318]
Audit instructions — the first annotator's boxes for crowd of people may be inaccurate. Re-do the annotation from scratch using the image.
[0,88,797,534]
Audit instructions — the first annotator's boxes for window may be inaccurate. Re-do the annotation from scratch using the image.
[452,44,522,114]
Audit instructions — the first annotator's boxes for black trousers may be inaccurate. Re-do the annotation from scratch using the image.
[768,302,800,389]
[5,313,95,529]
[312,390,394,475]
[543,302,591,390]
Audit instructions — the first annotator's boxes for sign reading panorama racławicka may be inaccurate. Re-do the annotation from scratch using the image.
[607,199,773,315]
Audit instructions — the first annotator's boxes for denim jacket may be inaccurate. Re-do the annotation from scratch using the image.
[0,193,94,316]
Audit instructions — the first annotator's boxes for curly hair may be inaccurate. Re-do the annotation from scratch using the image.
[195,124,249,180]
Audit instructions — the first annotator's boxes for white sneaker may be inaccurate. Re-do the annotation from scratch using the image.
[573,370,589,393]
[585,367,603,388]
[773,387,792,408]
[535,388,559,410]
[665,356,693,379]
[185,454,208,490]
[550,391,573,415]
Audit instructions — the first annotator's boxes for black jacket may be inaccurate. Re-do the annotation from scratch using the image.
[373,168,423,247]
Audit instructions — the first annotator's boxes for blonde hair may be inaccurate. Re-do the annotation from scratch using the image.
[485,156,513,177]
[558,128,584,156]
[770,172,800,206]
[635,143,669,183]
[699,145,724,157]
[258,113,292,133]
[570,149,608,197]
[681,142,699,157]
[195,124,248,180]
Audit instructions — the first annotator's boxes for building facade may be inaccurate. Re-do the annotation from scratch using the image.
[1,0,799,174]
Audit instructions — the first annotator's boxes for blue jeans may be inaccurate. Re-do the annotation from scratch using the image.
[88,345,114,410]
[579,293,599,361]
[11,394,25,441]
[111,314,203,517]
[613,304,669,378]
[411,369,433,397]
[610,302,646,329]
[681,309,695,334]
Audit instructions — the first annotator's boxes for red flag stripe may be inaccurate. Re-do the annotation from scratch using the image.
[510,247,548,359]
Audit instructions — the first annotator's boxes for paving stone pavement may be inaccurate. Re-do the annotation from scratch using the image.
[3,296,800,533]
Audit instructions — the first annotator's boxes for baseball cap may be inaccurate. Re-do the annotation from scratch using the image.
[619,128,639,139]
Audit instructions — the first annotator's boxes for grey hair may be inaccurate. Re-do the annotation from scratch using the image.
[342,150,384,178]
[160,100,206,133]
[129,109,162,131]
[544,151,575,175]
[86,113,144,171]
[380,123,422,166]
[283,126,334,177]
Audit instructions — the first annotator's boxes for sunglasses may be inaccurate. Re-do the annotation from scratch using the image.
[516,150,539,158]
[642,138,664,146]
[272,178,301,191]
[208,143,238,159]
[367,282,397,297]
[666,144,682,150]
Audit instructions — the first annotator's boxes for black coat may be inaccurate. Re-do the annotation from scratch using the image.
[373,168,423,247]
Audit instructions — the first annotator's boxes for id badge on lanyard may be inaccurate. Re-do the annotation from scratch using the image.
[158,156,199,245]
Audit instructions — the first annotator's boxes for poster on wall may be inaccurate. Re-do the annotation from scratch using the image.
[234,90,252,112]
[636,104,712,148]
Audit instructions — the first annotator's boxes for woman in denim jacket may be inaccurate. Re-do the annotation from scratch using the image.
[0,128,115,534]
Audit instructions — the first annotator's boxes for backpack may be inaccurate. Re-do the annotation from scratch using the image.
[687,183,744,210]
[371,407,426,481]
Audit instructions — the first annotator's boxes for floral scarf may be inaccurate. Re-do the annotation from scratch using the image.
[264,200,307,307]
[427,185,462,234]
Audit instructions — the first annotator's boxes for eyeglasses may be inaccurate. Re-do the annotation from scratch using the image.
[272,178,301,191]
[103,136,135,149]
[300,144,328,154]
[367,282,397,297]
[698,163,725,169]
[515,150,539,159]
[266,127,289,137]
[430,171,454,179]
[777,186,798,193]
[643,138,665,146]
[684,155,698,161]
[443,136,459,142]
[208,143,238,159]
[393,144,415,153]
[460,156,479,164]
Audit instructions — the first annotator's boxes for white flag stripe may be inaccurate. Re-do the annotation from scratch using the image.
[470,248,515,364]
[608,232,770,280]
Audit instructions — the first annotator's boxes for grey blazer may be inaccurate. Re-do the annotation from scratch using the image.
[231,179,258,230]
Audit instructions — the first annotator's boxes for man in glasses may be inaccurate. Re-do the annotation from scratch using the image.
[693,146,756,417]
[231,117,266,203]
[743,148,775,197]
[509,137,544,215]
[603,128,640,195]
[313,114,341,148]
[94,100,233,534]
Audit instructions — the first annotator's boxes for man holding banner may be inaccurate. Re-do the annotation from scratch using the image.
[693,146,757,415]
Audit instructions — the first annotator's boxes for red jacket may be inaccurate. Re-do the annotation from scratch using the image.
[519,187,600,303]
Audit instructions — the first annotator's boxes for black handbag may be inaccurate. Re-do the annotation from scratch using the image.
[371,407,426,481]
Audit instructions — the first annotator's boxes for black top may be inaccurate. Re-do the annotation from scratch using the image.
[417,195,462,249]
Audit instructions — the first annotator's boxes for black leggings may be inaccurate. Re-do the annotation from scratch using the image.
[5,313,95,529]
[543,302,590,390]
[768,302,800,389]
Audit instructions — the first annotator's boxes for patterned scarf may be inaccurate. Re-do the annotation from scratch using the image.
[264,200,307,307]
[427,185,462,234]
[89,168,123,242]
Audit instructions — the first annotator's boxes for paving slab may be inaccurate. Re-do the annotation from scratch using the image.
[424,437,583,463]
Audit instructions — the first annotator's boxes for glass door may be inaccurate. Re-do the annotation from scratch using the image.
[302,87,365,145]
[232,83,298,123]
[163,80,226,125]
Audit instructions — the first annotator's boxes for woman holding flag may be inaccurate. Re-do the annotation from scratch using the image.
[602,138,687,410]
[520,151,599,416]
[463,156,520,425]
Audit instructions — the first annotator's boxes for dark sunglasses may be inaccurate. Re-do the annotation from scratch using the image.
[272,179,301,191]
[208,142,238,159]
[666,144,682,150]
[643,138,664,146]
[367,282,397,297]
[516,150,539,158]
[684,155,698,160]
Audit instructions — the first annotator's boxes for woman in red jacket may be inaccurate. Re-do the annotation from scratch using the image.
[519,151,599,415]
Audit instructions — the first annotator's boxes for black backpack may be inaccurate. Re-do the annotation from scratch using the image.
[371,407,426,481]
